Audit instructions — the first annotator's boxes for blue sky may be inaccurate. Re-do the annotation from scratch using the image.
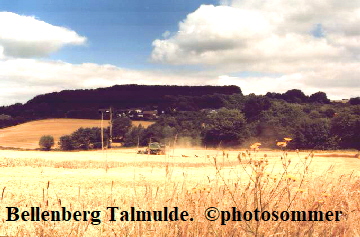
[0,0,359,105]
[0,0,217,69]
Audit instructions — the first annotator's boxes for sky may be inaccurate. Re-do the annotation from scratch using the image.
[0,0,359,105]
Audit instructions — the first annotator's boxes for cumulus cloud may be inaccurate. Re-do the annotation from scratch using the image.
[151,2,359,70]
[150,0,360,98]
[0,6,358,106]
[0,12,86,58]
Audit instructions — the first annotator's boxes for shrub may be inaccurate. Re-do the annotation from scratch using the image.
[39,135,55,151]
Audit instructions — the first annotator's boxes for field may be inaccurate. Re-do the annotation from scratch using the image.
[0,147,359,236]
[0,119,154,149]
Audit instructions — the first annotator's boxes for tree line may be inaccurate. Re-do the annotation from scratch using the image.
[0,84,358,150]
[55,94,359,150]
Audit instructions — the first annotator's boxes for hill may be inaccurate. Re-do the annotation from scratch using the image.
[0,119,153,149]
[0,84,242,128]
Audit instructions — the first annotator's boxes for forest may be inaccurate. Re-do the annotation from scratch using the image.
[0,84,240,122]
[115,93,360,150]
[9,85,356,150]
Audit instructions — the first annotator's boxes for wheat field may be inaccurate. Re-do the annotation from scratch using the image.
[0,119,153,149]
[0,147,359,236]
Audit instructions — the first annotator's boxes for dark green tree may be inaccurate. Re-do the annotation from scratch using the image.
[123,124,146,147]
[256,101,307,146]
[309,91,330,104]
[243,94,271,122]
[112,117,132,142]
[291,118,338,149]
[331,106,360,149]
[283,89,308,103]
[58,135,74,151]
[142,123,177,145]
[203,108,249,147]
[59,127,108,150]
[349,97,360,105]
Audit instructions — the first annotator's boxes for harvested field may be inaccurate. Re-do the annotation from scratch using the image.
[0,148,359,236]
[315,153,359,158]
[0,119,154,149]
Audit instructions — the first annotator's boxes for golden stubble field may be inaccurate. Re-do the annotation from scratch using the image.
[0,147,359,236]
[0,119,153,149]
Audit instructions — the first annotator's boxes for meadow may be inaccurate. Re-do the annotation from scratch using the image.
[0,147,359,236]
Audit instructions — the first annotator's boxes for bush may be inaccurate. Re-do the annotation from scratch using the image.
[39,135,55,151]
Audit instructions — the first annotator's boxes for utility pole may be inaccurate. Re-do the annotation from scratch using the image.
[101,111,104,150]
[109,107,113,148]
[99,108,112,150]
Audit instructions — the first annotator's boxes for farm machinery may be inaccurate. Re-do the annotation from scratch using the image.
[137,142,166,155]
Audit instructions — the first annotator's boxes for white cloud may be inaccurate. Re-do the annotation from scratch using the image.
[151,3,359,70]
[0,12,86,58]
[0,57,357,106]
[0,7,358,107]
[162,31,171,38]
[0,59,218,105]
[214,69,360,100]
[152,5,273,66]
[150,0,360,98]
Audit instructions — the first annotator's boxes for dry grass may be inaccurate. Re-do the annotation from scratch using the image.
[0,119,154,149]
[0,148,359,236]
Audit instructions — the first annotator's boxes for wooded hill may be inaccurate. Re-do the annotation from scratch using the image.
[0,84,241,126]
[1,84,359,150]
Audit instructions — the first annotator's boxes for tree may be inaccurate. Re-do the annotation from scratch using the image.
[58,127,108,150]
[331,107,360,149]
[123,124,146,147]
[309,91,330,104]
[243,94,271,122]
[142,123,177,145]
[112,117,132,142]
[265,92,283,100]
[349,97,360,105]
[291,118,338,149]
[256,101,307,146]
[39,135,55,151]
[224,93,245,110]
[283,89,308,103]
[58,135,74,151]
[203,108,249,147]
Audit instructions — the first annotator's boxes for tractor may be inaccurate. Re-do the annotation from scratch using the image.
[137,142,166,155]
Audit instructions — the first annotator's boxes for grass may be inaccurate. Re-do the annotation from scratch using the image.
[0,148,359,236]
[0,119,154,149]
